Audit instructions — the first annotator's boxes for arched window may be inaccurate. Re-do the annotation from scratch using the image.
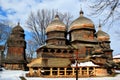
[50,49,55,53]
[43,48,48,52]
[63,50,67,53]
[57,49,61,53]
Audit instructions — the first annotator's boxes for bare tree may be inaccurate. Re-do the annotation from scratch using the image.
[26,9,72,47]
[86,0,120,26]
[0,20,11,44]
[0,20,12,61]
[26,9,72,58]
[26,40,36,59]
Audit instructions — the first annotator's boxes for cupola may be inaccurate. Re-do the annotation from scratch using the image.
[46,15,66,33]
[45,15,67,46]
[12,22,24,32]
[96,24,110,41]
[69,10,94,31]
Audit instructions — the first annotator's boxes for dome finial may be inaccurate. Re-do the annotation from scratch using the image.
[55,14,59,18]
[18,22,20,26]
[80,8,84,16]
[54,14,59,21]
[54,11,59,20]
[98,19,102,31]
[55,9,59,18]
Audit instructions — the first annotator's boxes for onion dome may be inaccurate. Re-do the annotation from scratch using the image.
[46,15,66,33]
[96,24,110,41]
[69,10,94,31]
[12,22,24,32]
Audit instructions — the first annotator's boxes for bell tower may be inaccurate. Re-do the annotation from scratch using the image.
[5,22,26,70]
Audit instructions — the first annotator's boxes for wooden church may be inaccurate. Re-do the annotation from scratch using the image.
[26,10,116,77]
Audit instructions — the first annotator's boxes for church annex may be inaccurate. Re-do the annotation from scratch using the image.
[27,10,116,77]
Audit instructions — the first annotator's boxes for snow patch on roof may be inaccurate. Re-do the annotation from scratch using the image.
[113,54,120,58]
[71,61,99,67]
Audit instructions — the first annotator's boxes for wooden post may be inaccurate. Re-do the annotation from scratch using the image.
[29,67,33,76]
[64,68,67,76]
[37,68,41,76]
[80,67,82,76]
[93,67,96,76]
[87,67,89,76]
[76,62,78,80]
[57,68,60,76]
[50,67,53,76]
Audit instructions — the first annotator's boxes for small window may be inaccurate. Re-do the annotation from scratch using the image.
[50,49,55,53]
[57,49,61,53]
[43,49,48,52]
[63,50,67,53]
[86,46,93,56]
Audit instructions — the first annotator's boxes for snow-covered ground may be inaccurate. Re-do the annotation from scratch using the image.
[0,70,120,80]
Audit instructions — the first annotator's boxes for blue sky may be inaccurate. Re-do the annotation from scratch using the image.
[0,0,120,56]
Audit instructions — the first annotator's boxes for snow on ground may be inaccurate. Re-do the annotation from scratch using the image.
[0,70,120,80]
[0,70,25,80]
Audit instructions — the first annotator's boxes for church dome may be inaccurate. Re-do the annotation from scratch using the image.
[69,10,94,31]
[46,15,66,33]
[96,24,110,41]
[12,22,24,32]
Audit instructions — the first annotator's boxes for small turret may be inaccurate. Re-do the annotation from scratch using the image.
[96,24,110,41]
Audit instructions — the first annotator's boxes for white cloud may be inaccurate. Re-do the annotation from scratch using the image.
[0,0,90,29]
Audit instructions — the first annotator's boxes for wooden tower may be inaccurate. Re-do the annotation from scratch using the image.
[5,22,26,70]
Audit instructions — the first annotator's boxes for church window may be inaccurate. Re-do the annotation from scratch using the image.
[43,49,48,52]
[63,50,67,53]
[57,49,61,53]
[50,49,55,53]
[86,47,93,56]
